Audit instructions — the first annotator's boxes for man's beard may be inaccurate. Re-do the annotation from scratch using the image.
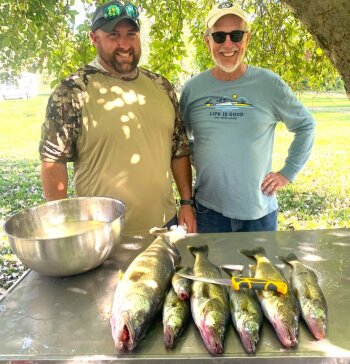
[100,47,141,76]
[214,60,240,74]
[210,45,242,74]
[213,54,240,74]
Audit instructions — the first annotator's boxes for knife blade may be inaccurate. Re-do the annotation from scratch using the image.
[176,272,288,294]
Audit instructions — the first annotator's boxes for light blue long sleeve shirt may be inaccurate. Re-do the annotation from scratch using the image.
[179,66,315,220]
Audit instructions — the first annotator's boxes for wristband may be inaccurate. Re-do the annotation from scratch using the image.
[180,198,194,206]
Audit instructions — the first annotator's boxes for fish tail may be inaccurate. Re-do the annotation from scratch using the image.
[278,253,299,266]
[187,245,209,258]
[239,247,266,260]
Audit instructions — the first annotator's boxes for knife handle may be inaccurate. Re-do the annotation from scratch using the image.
[231,277,288,294]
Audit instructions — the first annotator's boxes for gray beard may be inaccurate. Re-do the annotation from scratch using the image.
[214,57,240,74]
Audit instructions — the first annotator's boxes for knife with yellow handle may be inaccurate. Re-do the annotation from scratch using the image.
[176,272,288,294]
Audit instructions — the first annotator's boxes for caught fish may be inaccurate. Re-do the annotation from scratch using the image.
[221,265,263,354]
[163,286,191,349]
[110,235,180,351]
[188,245,230,355]
[278,253,327,340]
[240,247,300,348]
[172,266,193,300]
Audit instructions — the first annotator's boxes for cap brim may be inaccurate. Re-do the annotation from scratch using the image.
[93,16,139,33]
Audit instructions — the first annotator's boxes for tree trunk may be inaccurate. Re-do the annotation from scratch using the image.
[282,0,350,99]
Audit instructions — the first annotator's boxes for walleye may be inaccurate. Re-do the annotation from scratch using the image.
[240,247,300,348]
[221,266,263,354]
[110,235,180,351]
[172,266,192,300]
[163,286,191,349]
[188,245,230,355]
[278,253,327,340]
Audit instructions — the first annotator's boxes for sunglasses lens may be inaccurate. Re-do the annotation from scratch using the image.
[125,4,139,19]
[102,3,139,20]
[212,32,226,43]
[230,31,244,42]
[211,31,245,43]
[103,4,121,18]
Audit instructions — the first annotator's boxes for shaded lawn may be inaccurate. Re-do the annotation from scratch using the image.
[0,91,349,293]
[1,92,349,228]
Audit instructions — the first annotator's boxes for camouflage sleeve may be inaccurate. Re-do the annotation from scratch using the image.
[140,68,190,158]
[165,79,191,159]
[39,80,82,163]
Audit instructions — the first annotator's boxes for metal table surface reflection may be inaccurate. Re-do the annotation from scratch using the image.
[1,229,350,363]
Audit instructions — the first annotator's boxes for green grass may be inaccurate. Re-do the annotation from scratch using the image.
[0,92,349,231]
[273,92,350,230]
[0,91,349,292]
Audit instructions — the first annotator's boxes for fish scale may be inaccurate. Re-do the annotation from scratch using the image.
[240,247,300,349]
[110,235,180,351]
[162,286,191,349]
[188,245,230,355]
[278,253,327,340]
[222,266,263,354]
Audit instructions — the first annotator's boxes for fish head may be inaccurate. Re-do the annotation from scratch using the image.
[173,281,191,301]
[110,311,137,351]
[111,298,152,351]
[304,301,327,340]
[200,310,227,354]
[163,315,183,349]
[239,320,260,354]
[272,301,299,348]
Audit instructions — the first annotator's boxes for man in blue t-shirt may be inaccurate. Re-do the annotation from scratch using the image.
[179,1,315,233]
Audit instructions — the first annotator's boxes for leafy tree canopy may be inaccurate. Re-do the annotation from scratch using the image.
[0,0,341,92]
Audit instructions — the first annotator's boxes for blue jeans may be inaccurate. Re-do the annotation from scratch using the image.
[195,200,277,233]
[163,214,178,229]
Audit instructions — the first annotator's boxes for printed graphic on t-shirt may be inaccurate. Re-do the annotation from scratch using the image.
[204,93,253,120]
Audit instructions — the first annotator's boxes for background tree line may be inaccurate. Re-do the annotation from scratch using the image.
[0,0,349,96]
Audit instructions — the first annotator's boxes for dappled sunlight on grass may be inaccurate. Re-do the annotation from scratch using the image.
[1,93,349,232]
[273,92,350,231]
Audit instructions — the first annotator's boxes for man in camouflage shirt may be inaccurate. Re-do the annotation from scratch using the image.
[39,0,196,235]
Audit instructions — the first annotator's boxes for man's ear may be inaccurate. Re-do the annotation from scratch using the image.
[90,31,98,47]
[204,33,210,50]
[246,32,251,45]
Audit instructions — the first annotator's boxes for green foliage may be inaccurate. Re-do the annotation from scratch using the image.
[0,0,341,90]
[137,0,189,83]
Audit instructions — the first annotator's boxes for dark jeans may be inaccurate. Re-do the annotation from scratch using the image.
[163,214,178,229]
[195,200,277,233]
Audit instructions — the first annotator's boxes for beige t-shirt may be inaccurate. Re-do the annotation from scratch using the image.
[39,65,190,235]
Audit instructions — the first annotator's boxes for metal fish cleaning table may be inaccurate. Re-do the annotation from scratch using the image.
[1,229,350,363]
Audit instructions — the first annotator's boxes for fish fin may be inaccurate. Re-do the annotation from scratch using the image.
[277,253,299,267]
[187,245,209,257]
[239,247,266,260]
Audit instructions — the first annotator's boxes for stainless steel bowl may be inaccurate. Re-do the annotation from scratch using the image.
[3,197,125,277]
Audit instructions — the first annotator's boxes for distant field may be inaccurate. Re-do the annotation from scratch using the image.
[0,91,349,232]
[0,90,349,293]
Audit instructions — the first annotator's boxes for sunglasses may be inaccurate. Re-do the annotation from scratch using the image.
[208,30,247,44]
[103,2,139,20]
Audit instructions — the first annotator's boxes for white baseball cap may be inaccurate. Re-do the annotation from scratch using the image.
[205,2,250,29]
